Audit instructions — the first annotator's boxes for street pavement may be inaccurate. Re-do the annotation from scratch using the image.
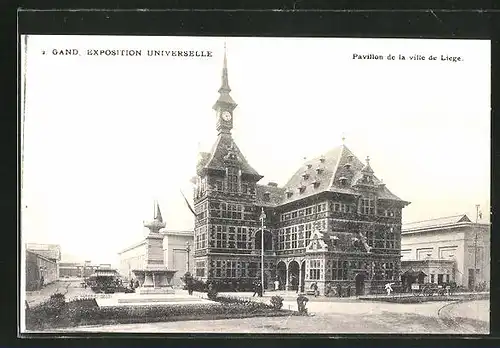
[25,284,489,334]
[43,288,488,334]
[25,279,94,307]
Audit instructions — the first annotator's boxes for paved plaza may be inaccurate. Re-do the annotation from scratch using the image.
[25,281,489,334]
[56,299,488,334]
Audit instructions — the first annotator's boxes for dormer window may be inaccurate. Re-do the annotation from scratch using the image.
[319,156,325,163]
[343,163,351,169]
[302,172,310,180]
[312,180,320,188]
[286,190,293,198]
[298,185,306,194]
[316,166,324,174]
[339,177,348,185]
[307,164,312,169]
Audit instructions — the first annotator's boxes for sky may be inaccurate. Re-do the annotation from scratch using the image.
[20,36,490,266]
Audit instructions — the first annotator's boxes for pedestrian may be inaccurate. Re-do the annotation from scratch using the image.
[259,281,263,297]
[385,282,394,296]
[274,278,280,291]
[185,273,194,295]
[296,293,309,315]
[337,283,342,298]
[312,282,319,297]
[252,279,259,297]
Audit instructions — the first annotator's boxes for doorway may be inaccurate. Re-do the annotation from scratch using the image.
[277,261,286,290]
[300,261,306,293]
[288,261,299,291]
[355,273,365,296]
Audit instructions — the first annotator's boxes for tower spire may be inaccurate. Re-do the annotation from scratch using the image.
[220,42,230,93]
[213,43,237,112]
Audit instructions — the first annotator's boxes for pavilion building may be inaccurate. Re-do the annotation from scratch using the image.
[192,47,410,296]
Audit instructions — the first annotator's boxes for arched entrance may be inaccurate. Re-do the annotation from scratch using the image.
[288,261,300,291]
[255,230,273,251]
[300,261,306,292]
[277,261,287,290]
[355,273,365,296]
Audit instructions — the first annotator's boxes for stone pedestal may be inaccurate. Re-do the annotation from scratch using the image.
[132,269,177,295]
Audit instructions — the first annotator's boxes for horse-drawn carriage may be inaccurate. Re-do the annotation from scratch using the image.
[411,283,452,296]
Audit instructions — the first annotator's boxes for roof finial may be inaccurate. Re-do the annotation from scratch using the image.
[366,156,370,164]
[342,134,346,144]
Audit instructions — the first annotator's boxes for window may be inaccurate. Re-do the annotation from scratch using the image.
[195,261,205,277]
[227,167,239,193]
[236,227,248,249]
[285,228,291,249]
[386,230,395,249]
[215,225,227,248]
[195,226,208,250]
[291,227,298,249]
[241,183,248,194]
[278,229,285,250]
[329,260,348,280]
[332,202,350,213]
[305,207,313,215]
[291,211,298,219]
[309,259,321,280]
[317,203,326,212]
[361,197,375,215]
[305,223,312,245]
[211,202,243,220]
[430,274,435,283]
[446,274,450,283]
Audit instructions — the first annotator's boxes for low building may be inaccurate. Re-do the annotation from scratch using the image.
[25,244,61,290]
[118,229,194,287]
[25,250,58,290]
[401,214,490,290]
[58,260,99,278]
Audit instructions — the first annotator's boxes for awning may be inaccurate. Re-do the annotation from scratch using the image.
[402,270,427,277]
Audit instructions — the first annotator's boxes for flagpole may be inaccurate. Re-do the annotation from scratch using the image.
[473,204,479,292]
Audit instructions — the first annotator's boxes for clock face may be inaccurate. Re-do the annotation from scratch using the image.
[221,111,232,121]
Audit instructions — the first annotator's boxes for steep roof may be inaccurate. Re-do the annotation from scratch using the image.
[280,144,406,205]
[402,214,472,232]
[256,184,285,207]
[201,133,262,177]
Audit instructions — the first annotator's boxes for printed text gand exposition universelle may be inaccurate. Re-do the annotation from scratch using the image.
[50,48,213,57]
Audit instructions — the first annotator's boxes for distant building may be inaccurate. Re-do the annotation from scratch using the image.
[401,214,490,290]
[58,260,99,278]
[118,229,194,287]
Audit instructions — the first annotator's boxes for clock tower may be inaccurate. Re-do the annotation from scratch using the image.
[213,43,237,135]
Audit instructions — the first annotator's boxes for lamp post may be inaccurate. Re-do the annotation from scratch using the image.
[185,241,191,274]
[259,207,266,294]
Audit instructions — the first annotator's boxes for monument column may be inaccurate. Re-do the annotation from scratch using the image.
[132,201,178,295]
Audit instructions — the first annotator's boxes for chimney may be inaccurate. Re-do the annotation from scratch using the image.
[267,182,278,187]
